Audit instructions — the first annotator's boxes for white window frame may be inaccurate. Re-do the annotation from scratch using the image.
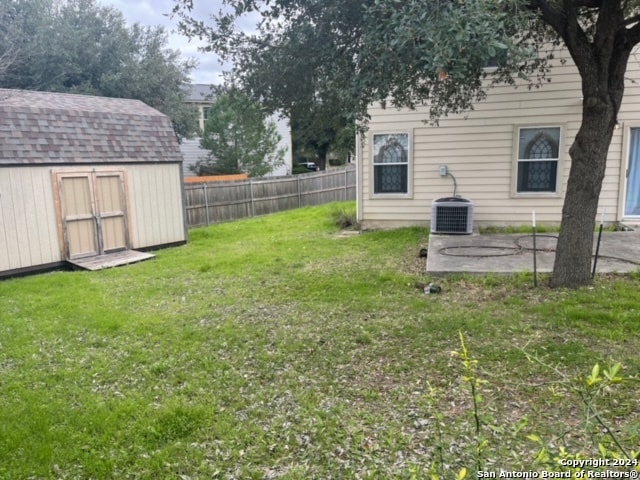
[620,123,640,219]
[512,125,563,197]
[370,131,412,198]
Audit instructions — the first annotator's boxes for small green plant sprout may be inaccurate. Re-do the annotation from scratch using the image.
[523,352,634,469]
[527,437,587,476]
[578,362,631,460]
[451,331,489,473]
[586,363,602,387]
[585,363,623,387]
[421,382,447,477]
[603,362,623,383]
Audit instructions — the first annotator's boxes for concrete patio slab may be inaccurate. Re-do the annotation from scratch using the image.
[426,230,640,276]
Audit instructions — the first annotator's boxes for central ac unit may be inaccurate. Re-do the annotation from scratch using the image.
[431,197,474,234]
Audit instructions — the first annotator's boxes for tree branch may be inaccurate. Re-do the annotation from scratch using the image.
[527,0,566,36]
[626,21,640,45]
[594,0,622,57]
[622,13,640,27]
[572,0,602,7]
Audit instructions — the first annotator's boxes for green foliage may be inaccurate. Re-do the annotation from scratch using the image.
[523,356,638,472]
[329,203,358,229]
[424,335,640,478]
[173,0,547,127]
[1,0,198,139]
[479,224,559,234]
[451,332,489,473]
[0,0,34,77]
[193,88,285,177]
[175,0,360,167]
[291,97,355,170]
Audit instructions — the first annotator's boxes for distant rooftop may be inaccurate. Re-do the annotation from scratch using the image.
[185,84,216,103]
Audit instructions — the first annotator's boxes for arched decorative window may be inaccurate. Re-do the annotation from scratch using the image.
[524,132,558,159]
[373,133,409,194]
[517,127,561,193]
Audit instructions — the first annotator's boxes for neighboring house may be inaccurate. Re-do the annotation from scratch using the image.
[0,88,187,278]
[181,84,293,177]
[181,84,216,177]
[271,113,293,176]
[179,138,211,178]
[356,49,640,230]
[184,83,215,132]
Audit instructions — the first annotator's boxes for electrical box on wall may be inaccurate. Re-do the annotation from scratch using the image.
[439,165,448,176]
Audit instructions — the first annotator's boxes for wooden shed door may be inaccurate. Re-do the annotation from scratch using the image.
[58,171,129,259]
[94,172,128,253]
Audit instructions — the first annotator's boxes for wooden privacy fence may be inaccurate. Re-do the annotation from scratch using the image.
[184,167,356,228]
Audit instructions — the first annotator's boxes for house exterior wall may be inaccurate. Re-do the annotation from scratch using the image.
[358,49,640,229]
[180,139,210,177]
[0,163,186,276]
[192,102,210,132]
[269,113,293,177]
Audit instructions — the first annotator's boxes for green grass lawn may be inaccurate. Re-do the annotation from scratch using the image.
[1,202,639,479]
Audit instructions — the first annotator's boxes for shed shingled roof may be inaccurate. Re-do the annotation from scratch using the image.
[0,88,183,165]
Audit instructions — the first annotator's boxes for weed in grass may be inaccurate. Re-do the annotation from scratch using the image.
[479,224,559,234]
[329,203,359,230]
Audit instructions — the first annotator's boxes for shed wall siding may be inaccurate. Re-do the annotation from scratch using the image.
[359,50,640,228]
[0,167,61,272]
[126,163,186,249]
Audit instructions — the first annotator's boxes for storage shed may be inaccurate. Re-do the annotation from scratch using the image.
[0,88,187,277]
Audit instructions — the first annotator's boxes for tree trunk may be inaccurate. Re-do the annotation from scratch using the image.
[542,0,632,288]
[550,99,616,288]
[317,145,329,171]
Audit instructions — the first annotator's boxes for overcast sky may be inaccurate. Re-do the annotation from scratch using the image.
[94,0,232,85]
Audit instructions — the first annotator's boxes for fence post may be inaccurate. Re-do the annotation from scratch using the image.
[250,178,256,218]
[345,168,348,201]
[204,183,210,226]
[297,175,301,208]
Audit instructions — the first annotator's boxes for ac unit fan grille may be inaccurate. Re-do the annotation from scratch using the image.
[431,197,474,234]
[435,207,469,233]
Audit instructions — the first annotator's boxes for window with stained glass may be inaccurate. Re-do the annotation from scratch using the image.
[517,127,560,193]
[373,133,409,194]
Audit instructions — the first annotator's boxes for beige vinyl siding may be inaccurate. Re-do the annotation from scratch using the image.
[360,48,640,228]
[0,167,61,272]
[126,163,186,249]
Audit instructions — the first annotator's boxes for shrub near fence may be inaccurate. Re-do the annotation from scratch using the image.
[184,167,356,227]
